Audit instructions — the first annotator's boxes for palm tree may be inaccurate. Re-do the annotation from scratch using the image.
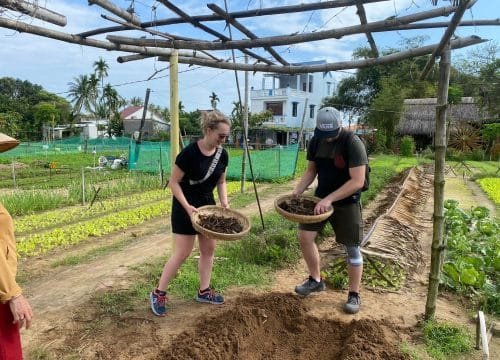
[129,96,143,106]
[209,92,220,109]
[102,84,124,136]
[93,57,109,91]
[67,74,98,121]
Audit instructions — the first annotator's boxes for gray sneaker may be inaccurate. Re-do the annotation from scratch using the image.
[343,292,361,314]
[294,276,326,296]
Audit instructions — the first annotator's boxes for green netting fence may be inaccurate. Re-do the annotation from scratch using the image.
[128,140,172,174]
[226,144,299,180]
[0,136,131,158]
[1,137,299,181]
[129,142,299,181]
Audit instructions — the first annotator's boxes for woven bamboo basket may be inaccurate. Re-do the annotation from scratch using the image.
[274,194,333,224]
[191,205,251,241]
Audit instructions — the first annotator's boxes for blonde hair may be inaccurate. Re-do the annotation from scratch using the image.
[200,110,231,134]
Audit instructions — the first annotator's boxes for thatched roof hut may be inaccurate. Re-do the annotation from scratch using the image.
[397,97,488,136]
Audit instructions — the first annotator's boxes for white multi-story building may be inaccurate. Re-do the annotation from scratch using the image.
[250,60,335,144]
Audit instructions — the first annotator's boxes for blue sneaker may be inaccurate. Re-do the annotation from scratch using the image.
[150,290,167,316]
[195,287,224,305]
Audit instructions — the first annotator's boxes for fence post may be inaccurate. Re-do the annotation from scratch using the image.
[81,167,86,205]
[11,161,16,188]
[476,310,489,359]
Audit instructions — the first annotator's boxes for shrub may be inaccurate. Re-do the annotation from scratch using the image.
[399,136,415,157]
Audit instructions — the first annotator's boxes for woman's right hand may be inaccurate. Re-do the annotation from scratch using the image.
[9,294,33,330]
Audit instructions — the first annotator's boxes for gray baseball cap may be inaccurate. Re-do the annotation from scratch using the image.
[314,107,341,138]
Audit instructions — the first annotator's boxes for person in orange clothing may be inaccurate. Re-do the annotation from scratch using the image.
[0,133,33,360]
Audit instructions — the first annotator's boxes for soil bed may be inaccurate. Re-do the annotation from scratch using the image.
[162,293,409,360]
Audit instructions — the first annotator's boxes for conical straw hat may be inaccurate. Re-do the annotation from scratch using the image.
[0,133,20,153]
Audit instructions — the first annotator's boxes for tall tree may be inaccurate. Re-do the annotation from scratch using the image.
[128,96,143,106]
[67,74,98,121]
[366,78,404,150]
[209,92,220,109]
[93,57,109,92]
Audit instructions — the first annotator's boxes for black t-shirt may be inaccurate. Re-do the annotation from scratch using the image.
[307,131,368,204]
[174,141,229,204]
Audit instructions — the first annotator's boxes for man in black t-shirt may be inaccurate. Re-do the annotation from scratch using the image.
[292,107,368,314]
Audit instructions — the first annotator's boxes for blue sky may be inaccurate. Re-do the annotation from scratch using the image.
[0,0,498,115]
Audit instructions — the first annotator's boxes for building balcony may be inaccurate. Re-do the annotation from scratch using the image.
[251,87,308,99]
[262,115,287,126]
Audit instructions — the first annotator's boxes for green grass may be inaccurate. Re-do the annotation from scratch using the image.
[477,177,500,205]
[423,320,473,359]
[50,237,137,268]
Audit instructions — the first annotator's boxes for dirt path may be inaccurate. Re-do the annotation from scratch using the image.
[19,170,498,359]
[20,181,299,354]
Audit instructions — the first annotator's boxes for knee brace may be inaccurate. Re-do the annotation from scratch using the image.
[344,245,363,266]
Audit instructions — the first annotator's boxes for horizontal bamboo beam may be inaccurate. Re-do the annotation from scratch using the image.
[385,19,500,31]
[0,16,214,59]
[156,36,486,74]
[78,0,388,38]
[0,0,66,26]
[106,4,463,51]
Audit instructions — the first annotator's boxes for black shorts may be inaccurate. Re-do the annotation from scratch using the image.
[171,195,215,235]
[298,202,363,246]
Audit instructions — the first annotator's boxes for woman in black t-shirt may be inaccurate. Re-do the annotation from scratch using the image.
[150,111,230,317]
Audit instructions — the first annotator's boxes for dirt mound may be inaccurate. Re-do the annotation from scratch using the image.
[162,293,409,360]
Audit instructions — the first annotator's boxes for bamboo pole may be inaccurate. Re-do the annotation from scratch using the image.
[78,0,388,38]
[207,3,289,65]
[0,0,66,26]
[421,0,476,79]
[241,55,249,193]
[106,4,464,51]
[170,50,179,164]
[88,0,141,27]
[157,36,485,74]
[355,1,378,57]
[156,0,273,65]
[425,44,451,320]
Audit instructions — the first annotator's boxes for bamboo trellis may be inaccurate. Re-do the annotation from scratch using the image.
[1,0,498,321]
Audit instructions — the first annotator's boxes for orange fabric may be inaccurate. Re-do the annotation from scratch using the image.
[0,203,22,303]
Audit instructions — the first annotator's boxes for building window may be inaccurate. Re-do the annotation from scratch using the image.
[302,82,307,91]
[292,102,298,117]
[308,75,313,92]
[266,102,283,115]
[309,105,315,119]
[327,82,332,95]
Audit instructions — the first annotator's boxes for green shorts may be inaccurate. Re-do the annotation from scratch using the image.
[298,202,363,246]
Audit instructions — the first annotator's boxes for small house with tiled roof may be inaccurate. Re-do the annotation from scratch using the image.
[120,106,169,140]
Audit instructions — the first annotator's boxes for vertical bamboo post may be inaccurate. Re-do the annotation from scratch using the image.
[425,44,451,320]
[11,161,16,188]
[241,55,249,193]
[81,167,86,206]
[170,50,180,167]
